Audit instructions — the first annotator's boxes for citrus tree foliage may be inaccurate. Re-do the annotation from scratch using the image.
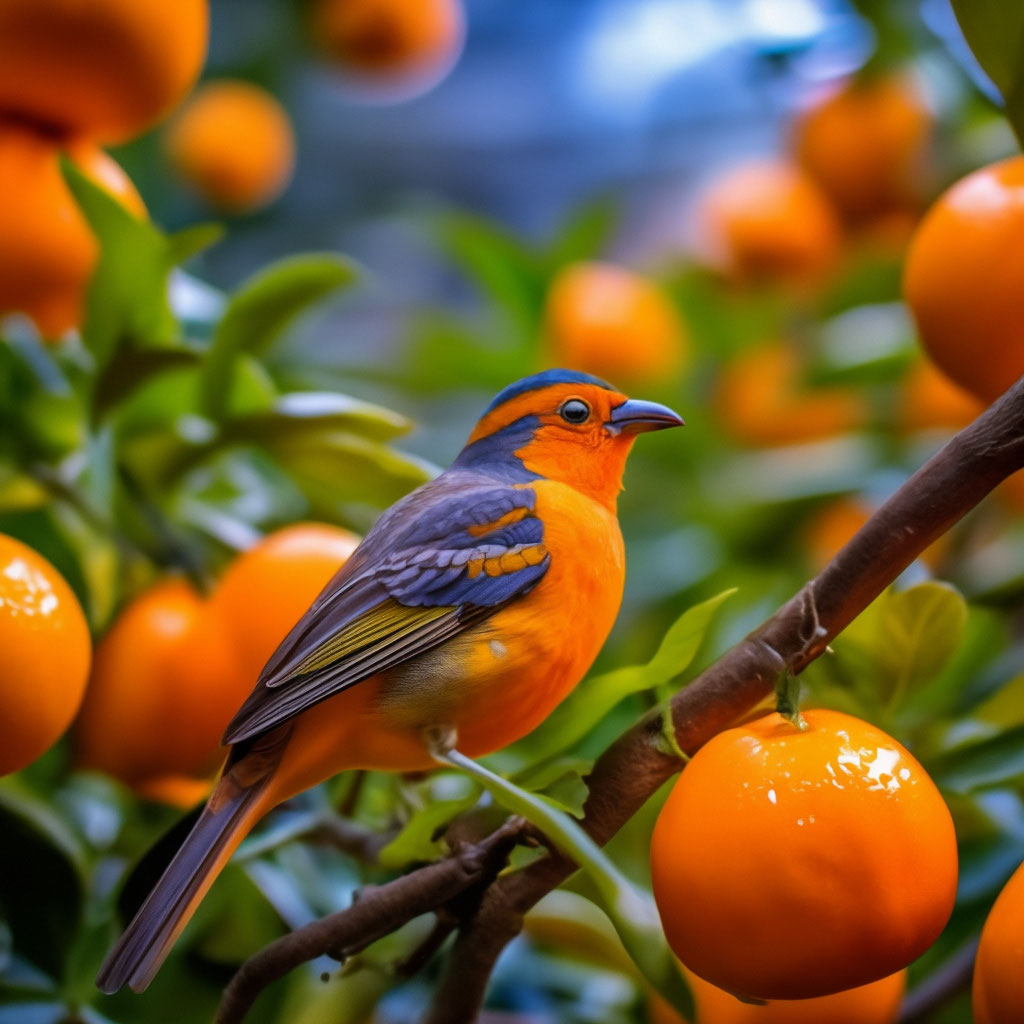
[7,7,1024,1024]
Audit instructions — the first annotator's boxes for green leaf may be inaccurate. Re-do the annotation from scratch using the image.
[932,723,1024,794]
[811,582,968,713]
[513,757,594,817]
[92,345,202,417]
[399,314,528,394]
[951,1,1024,146]
[273,432,436,512]
[547,197,619,269]
[512,590,735,762]
[0,467,48,512]
[50,502,119,630]
[62,159,177,365]
[377,794,480,870]
[0,783,85,981]
[0,333,82,459]
[77,426,116,522]
[645,589,737,681]
[229,391,415,445]
[200,254,359,420]
[437,211,543,336]
[166,223,225,265]
[441,750,693,1021]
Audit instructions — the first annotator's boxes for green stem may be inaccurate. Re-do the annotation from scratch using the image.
[438,748,693,1019]
[774,669,807,729]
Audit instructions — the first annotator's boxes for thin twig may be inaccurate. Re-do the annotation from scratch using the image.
[215,819,525,1024]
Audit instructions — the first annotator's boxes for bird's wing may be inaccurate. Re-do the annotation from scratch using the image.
[222,480,549,745]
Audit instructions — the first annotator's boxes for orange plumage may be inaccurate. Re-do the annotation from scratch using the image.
[97,369,683,994]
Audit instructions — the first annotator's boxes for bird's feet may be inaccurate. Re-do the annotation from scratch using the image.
[423,723,458,764]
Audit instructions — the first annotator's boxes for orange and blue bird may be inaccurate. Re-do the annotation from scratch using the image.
[97,369,683,993]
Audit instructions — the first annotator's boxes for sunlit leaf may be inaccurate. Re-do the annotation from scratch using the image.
[513,757,594,818]
[62,160,177,366]
[230,392,414,445]
[377,794,480,870]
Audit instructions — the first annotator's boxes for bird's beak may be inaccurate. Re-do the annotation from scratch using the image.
[606,398,685,435]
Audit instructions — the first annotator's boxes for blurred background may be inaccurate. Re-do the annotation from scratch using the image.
[4,1,1024,1022]
[114,0,1020,632]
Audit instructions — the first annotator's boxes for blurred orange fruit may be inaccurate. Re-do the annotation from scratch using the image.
[803,496,947,572]
[165,80,295,213]
[74,578,246,789]
[793,75,930,224]
[209,523,361,690]
[904,156,1024,404]
[648,968,906,1024]
[713,341,865,446]
[898,358,983,433]
[0,0,207,144]
[973,858,1024,1024]
[650,709,957,1000]
[134,773,214,809]
[543,261,686,384]
[0,120,145,338]
[694,159,842,290]
[994,471,1024,514]
[312,0,464,84]
[0,534,91,776]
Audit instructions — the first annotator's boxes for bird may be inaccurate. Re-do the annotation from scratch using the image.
[96,368,683,994]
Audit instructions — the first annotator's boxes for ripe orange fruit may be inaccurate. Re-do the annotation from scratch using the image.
[0,534,91,775]
[898,358,982,433]
[208,523,360,690]
[694,160,842,289]
[793,75,930,224]
[0,0,207,144]
[649,968,906,1024]
[164,80,296,213]
[713,341,865,446]
[0,120,145,338]
[650,709,957,1000]
[74,578,246,789]
[543,262,686,384]
[904,156,1024,404]
[311,0,464,89]
[973,858,1024,1024]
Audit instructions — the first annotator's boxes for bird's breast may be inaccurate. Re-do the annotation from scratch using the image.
[273,481,626,787]
[420,478,626,754]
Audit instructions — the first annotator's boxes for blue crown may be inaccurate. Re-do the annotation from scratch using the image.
[483,369,615,415]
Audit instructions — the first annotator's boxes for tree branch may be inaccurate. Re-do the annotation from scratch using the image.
[215,819,524,1024]
[424,378,1024,1023]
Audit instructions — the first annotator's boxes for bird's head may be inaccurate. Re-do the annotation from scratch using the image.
[453,369,683,507]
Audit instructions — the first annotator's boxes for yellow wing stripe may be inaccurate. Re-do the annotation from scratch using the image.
[292,600,452,675]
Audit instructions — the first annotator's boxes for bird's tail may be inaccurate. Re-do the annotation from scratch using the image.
[96,770,269,994]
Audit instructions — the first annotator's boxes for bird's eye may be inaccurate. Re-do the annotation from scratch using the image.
[559,398,591,424]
